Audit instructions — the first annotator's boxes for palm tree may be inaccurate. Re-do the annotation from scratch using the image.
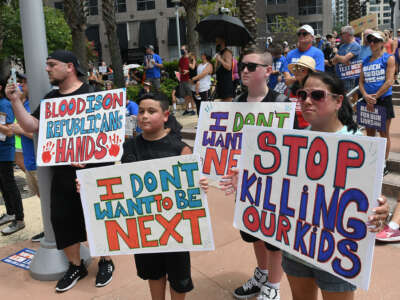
[348,0,361,23]
[181,0,200,56]
[237,0,257,51]
[63,0,88,72]
[102,0,124,88]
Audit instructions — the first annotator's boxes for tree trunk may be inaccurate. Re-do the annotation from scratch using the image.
[182,0,200,57]
[348,0,361,23]
[237,0,257,51]
[63,0,88,73]
[102,0,124,88]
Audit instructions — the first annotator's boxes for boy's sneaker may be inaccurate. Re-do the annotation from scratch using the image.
[55,260,88,293]
[96,258,114,287]
[257,285,280,300]
[376,225,400,242]
[31,232,45,242]
[233,267,268,299]
[182,110,190,115]
[188,110,196,116]
[0,213,15,226]
[1,220,25,235]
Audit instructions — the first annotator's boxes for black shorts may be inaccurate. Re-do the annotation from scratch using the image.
[134,251,194,293]
[239,230,280,252]
[50,167,87,250]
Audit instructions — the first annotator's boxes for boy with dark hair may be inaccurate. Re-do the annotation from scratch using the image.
[121,92,208,300]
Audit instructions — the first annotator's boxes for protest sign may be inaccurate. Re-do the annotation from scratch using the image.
[37,88,126,166]
[77,154,214,256]
[350,14,378,35]
[99,66,107,74]
[357,102,386,131]
[194,102,295,180]
[234,126,386,290]
[1,248,35,270]
[337,59,362,80]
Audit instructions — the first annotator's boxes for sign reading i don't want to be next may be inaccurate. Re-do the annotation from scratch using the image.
[37,89,126,166]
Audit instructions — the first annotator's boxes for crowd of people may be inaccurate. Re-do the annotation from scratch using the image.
[0,20,399,300]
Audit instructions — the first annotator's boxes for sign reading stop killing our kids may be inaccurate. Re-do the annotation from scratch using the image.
[37,89,126,166]
[77,154,215,256]
[234,126,386,290]
[194,102,295,180]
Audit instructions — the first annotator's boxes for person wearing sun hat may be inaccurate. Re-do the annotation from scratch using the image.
[283,24,324,87]
[286,55,316,129]
[359,31,395,176]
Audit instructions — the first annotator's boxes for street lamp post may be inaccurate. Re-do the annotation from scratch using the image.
[390,0,397,30]
[172,0,182,58]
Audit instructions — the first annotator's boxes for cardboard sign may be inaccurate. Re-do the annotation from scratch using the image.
[37,89,126,166]
[350,14,378,35]
[99,66,107,74]
[357,102,387,131]
[234,126,386,290]
[77,154,214,256]
[337,59,362,79]
[1,248,35,270]
[194,102,295,180]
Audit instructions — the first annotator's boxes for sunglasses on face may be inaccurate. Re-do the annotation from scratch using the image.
[367,37,382,44]
[292,66,307,73]
[238,62,268,72]
[297,31,309,37]
[297,89,338,102]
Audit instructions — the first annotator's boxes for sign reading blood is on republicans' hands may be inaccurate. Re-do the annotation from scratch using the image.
[37,89,126,166]
[234,126,386,290]
[77,154,214,256]
[194,102,295,180]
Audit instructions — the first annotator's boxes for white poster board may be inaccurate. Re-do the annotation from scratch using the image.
[37,89,126,166]
[77,154,215,256]
[234,126,386,290]
[194,102,295,180]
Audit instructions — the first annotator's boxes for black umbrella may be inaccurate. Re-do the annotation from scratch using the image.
[195,14,253,47]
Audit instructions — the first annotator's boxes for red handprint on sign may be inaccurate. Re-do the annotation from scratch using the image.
[42,141,55,163]
[107,133,122,157]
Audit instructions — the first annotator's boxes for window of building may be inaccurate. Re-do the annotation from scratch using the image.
[370,6,380,11]
[116,0,127,13]
[384,19,390,24]
[383,5,391,10]
[383,12,391,16]
[54,1,64,10]
[87,0,98,15]
[302,22,322,35]
[267,0,287,5]
[137,0,155,11]
[298,0,323,15]
[266,13,288,32]
[167,0,183,8]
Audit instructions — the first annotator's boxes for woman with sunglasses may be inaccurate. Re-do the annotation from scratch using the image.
[282,71,388,300]
[359,31,395,176]
[286,55,316,129]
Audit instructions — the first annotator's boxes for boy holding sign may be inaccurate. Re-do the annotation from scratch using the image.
[120,92,208,300]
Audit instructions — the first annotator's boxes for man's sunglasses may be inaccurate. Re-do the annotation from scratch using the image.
[296,89,338,102]
[297,31,309,37]
[367,36,382,44]
[238,62,268,72]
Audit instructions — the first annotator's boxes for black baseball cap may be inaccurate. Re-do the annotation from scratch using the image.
[47,50,85,76]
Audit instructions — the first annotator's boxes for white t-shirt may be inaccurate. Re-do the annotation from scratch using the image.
[197,62,212,93]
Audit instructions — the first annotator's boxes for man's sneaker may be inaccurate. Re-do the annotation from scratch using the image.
[31,232,45,242]
[188,110,196,116]
[55,260,88,293]
[96,258,114,287]
[233,267,268,299]
[257,285,280,300]
[182,110,190,115]
[0,213,15,226]
[376,225,400,242]
[1,220,25,235]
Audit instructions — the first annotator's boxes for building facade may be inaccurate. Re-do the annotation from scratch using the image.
[367,0,399,30]
[265,0,333,36]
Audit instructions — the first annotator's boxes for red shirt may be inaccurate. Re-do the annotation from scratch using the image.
[179,56,190,82]
[288,90,309,129]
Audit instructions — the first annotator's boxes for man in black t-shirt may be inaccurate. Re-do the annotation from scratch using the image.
[5,50,115,293]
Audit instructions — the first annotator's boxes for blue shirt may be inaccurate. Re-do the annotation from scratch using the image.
[144,53,162,79]
[362,53,392,98]
[0,98,15,161]
[126,101,141,133]
[268,56,287,90]
[336,41,361,77]
[284,46,325,73]
[20,100,36,171]
[359,45,372,61]
[316,39,324,50]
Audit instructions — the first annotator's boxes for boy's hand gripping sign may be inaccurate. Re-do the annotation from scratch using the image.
[77,154,215,256]
[234,126,386,290]
[194,102,295,180]
[37,88,126,166]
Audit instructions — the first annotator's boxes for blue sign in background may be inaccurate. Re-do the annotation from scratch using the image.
[357,102,387,131]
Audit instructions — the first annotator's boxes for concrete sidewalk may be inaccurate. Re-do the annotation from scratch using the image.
[0,187,400,300]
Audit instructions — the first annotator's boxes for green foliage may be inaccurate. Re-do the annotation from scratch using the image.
[160,78,179,104]
[0,4,72,61]
[198,0,238,17]
[126,85,142,101]
[163,60,180,80]
[269,15,299,46]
